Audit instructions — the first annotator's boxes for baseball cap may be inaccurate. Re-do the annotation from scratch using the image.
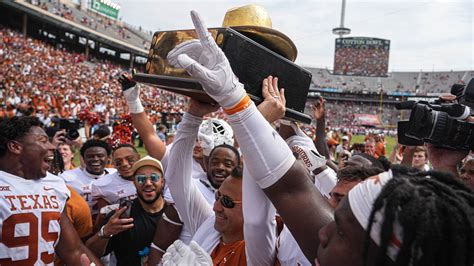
[342,136,349,141]
[130,155,163,175]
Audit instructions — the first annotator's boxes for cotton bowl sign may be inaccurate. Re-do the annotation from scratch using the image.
[91,0,120,19]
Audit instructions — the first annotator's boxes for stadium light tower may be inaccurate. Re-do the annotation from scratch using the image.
[332,0,351,38]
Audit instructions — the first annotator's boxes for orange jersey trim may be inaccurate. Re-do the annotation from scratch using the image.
[224,95,252,115]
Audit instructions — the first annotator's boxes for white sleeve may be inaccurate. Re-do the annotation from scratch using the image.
[160,143,173,174]
[243,167,277,266]
[166,112,213,235]
[314,167,337,199]
[227,104,295,189]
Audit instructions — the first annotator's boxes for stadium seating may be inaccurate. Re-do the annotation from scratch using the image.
[307,67,473,94]
[38,1,151,50]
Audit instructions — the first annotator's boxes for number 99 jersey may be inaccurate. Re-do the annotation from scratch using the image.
[0,171,70,265]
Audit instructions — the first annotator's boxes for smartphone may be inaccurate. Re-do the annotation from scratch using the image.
[118,198,132,219]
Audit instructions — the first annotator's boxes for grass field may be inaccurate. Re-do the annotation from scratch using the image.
[72,135,396,167]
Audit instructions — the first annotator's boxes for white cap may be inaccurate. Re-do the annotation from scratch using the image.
[130,155,163,175]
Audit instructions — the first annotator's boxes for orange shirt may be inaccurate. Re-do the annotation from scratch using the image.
[65,186,93,239]
[55,186,93,266]
[375,141,386,158]
[211,240,246,266]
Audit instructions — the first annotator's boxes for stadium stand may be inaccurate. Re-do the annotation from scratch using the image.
[307,67,473,95]
[35,0,151,49]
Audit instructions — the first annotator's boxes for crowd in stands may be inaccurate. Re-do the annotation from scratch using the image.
[305,99,400,128]
[333,47,389,77]
[38,1,75,20]
[0,27,189,134]
[30,0,151,49]
[309,66,473,94]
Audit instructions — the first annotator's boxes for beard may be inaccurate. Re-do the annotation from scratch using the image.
[137,189,162,204]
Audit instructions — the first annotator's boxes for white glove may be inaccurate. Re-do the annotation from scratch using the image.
[123,84,144,114]
[190,241,213,265]
[167,11,247,109]
[286,123,326,171]
[162,240,212,266]
[119,72,144,114]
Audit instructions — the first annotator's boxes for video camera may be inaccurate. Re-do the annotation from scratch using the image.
[396,78,474,150]
[59,119,82,141]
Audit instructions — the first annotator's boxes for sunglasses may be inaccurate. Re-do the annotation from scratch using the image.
[135,173,161,184]
[215,190,242,209]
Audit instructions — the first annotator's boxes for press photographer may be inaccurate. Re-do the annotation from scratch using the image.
[396,78,474,151]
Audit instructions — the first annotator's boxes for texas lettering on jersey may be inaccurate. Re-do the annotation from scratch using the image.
[3,194,61,211]
[0,172,69,266]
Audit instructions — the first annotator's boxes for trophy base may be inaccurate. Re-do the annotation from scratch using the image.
[133,73,312,124]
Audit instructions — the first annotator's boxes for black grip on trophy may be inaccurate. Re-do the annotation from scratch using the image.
[119,72,137,91]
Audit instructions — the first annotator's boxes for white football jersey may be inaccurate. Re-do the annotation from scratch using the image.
[59,167,116,215]
[0,171,70,265]
[193,174,216,206]
[91,172,136,205]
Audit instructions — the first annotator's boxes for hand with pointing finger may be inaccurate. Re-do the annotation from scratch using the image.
[167,11,247,109]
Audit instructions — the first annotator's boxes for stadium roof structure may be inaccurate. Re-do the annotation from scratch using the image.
[2,0,148,57]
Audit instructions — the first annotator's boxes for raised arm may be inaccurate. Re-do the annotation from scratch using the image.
[166,11,334,262]
[119,72,167,160]
[243,76,285,265]
[166,100,218,234]
[312,97,338,172]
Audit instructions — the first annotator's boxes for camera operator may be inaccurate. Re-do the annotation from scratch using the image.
[396,80,474,180]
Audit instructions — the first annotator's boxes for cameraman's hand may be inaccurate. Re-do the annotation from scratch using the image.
[119,72,144,114]
[52,130,67,147]
[426,143,468,177]
[257,76,286,124]
[103,206,134,236]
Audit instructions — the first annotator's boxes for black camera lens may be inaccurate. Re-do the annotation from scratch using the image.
[67,130,79,141]
[406,104,436,140]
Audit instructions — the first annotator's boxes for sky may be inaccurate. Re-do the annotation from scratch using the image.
[117,0,473,72]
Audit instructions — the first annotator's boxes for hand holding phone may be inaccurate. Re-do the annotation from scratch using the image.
[118,198,132,219]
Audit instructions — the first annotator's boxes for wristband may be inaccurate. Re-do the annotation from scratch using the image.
[98,225,113,239]
[150,242,166,253]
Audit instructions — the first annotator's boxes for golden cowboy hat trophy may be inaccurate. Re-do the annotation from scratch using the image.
[134,4,312,123]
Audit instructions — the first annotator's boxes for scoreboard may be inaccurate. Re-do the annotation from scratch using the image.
[333,37,390,77]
